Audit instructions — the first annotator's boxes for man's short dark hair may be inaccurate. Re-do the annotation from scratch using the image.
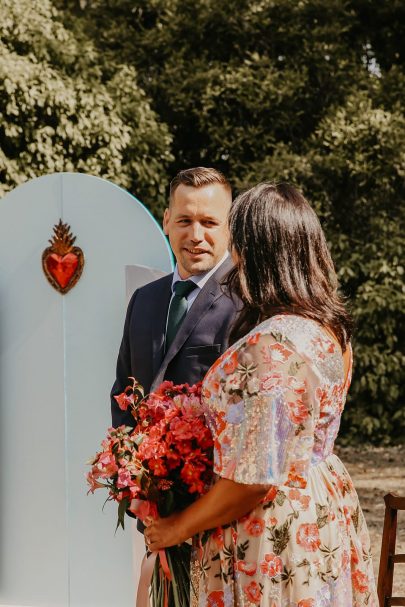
[169,167,231,204]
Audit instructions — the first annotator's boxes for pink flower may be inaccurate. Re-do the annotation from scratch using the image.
[247,333,260,346]
[97,452,118,477]
[243,581,261,604]
[129,499,158,522]
[260,372,284,391]
[298,600,315,607]
[288,488,311,511]
[260,553,283,578]
[86,471,104,493]
[244,517,265,537]
[352,569,369,593]
[235,560,257,576]
[223,351,239,374]
[269,342,293,363]
[296,523,321,552]
[116,468,136,489]
[287,398,309,425]
[170,418,194,440]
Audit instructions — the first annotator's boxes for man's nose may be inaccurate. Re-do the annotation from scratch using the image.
[190,222,204,242]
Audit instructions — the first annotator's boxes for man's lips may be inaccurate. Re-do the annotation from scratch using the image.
[183,247,210,255]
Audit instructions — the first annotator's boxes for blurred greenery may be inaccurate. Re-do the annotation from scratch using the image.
[1,0,404,443]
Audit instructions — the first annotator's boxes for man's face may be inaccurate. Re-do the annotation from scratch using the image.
[163,183,231,279]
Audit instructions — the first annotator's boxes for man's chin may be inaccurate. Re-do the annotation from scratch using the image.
[180,259,216,277]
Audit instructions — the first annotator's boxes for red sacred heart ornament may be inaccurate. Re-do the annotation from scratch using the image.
[42,220,84,294]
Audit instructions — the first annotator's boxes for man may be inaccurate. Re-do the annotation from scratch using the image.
[111,166,239,428]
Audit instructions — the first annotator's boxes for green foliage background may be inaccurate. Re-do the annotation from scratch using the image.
[1,0,404,443]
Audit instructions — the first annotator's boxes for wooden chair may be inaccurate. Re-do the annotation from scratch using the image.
[377,493,405,606]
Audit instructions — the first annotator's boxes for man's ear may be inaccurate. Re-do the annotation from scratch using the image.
[163,208,170,235]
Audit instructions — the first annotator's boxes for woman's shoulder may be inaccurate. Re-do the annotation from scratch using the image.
[239,314,346,382]
[242,313,324,345]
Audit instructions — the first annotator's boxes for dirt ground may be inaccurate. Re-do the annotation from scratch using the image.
[334,444,405,596]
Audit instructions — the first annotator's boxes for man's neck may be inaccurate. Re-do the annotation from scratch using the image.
[173,251,229,287]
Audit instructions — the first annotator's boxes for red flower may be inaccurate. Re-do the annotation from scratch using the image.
[235,560,257,576]
[148,457,168,477]
[298,599,315,607]
[116,468,136,489]
[243,581,261,604]
[260,553,283,578]
[287,398,309,425]
[114,391,134,411]
[223,351,239,374]
[181,461,205,493]
[352,569,368,593]
[207,590,224,607]
[244,517,265,537]
[296,523,321,552]
[269,342,293,363]
[263,486,277,503]
[351,544,360,565]
[247,333,260,346]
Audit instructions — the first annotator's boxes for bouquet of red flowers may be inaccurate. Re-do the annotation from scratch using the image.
[87,378,214,607]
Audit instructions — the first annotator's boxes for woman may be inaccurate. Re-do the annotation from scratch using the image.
[145,183,378,606]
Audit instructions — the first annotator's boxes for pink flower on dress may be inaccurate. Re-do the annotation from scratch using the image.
[296,523,321,552]
[235,560,257,576]
[247,333,260,346]
[287,398,309,424]
[263,486,278,503]
[288,488,311,511]
[269,342,293,363]
[243,581,261,604]
[223,351,239,375]
[260,553,283,578]
[351,544,360,565]
[352,569,368,593]
[260,372,284,391]
[207,590,224,607]
[287,375,306,394]
[244,517,265,537]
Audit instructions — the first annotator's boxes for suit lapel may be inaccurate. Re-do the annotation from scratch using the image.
[151,275,173,378]
[152,257,233,388]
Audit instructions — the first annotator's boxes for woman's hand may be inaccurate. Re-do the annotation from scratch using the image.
[144,512,187,551]
[143,478,269,551]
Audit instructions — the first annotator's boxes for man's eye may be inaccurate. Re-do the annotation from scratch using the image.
[204,221,217,226]
[178,219,190,224]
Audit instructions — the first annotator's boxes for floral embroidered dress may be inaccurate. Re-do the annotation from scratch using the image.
[198,314,378,607]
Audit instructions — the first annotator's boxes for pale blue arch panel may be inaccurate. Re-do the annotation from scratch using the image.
[0,173,174,607]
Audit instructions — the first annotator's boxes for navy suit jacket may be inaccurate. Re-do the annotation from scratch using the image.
[111,257,240,428]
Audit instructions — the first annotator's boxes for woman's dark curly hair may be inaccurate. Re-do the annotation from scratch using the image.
[227,182,352,350]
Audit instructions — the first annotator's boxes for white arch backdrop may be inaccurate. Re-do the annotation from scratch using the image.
[0,173,174,607]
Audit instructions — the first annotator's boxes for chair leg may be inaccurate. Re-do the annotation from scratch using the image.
[378,495,398,607]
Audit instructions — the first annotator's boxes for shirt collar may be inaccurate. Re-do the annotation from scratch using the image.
[171,251,229,293]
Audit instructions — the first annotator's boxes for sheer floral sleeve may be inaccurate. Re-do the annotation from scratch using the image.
[203,328,322,487]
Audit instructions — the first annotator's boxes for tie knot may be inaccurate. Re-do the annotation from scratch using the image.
[173,280,196,298]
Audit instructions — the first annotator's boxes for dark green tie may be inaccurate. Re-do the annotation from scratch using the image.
[165,280,196,352]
